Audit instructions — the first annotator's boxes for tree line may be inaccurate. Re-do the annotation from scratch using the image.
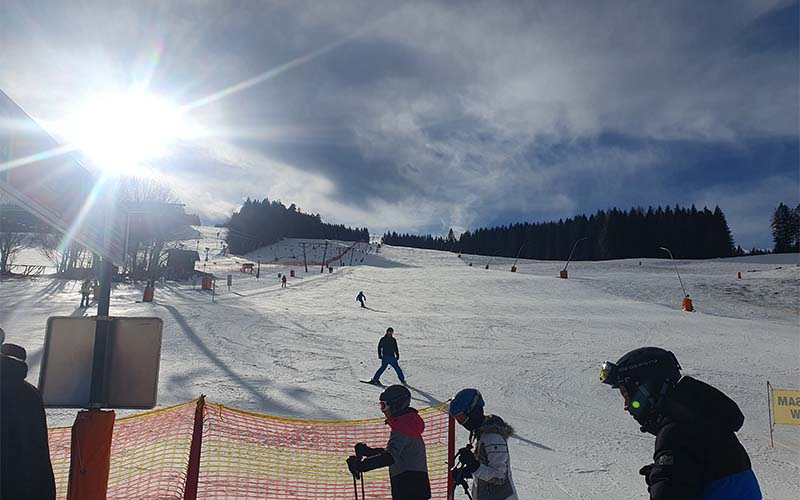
[383,205,739,261]
[225,198,369,254]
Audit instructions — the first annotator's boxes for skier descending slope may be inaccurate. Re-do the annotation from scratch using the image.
[600,347,762,500]
[346,385,431,500]
[368,327,405,386]
[449,388,518,500]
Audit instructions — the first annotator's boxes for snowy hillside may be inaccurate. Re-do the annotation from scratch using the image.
[0,227,798,499]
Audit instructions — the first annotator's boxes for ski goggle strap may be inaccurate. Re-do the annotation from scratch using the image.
[600,361,619,386]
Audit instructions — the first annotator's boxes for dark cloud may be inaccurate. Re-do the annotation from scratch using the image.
[1,0,797,248]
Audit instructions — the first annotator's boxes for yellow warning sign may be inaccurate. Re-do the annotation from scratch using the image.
[772,389,800,425]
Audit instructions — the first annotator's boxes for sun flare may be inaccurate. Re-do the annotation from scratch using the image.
[61,91,196,173]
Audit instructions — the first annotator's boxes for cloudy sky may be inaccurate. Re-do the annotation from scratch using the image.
[1,0,797,249]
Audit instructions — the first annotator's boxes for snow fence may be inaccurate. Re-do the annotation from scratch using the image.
[47,397,454,500]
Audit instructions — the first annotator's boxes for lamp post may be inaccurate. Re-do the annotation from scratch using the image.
[659,246,688,297]
[511,242,528,272]
[561,237,588,278]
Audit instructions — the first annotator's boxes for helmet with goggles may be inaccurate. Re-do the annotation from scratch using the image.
[449,388,485,430]
[380,384,411,415]
[600,347,681,389]
[601,347,682,428]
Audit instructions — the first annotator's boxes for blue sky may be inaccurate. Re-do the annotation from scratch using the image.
[1,0,797,249]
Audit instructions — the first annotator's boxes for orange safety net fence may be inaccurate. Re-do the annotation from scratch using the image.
[197,402,451,500]
[48,400,198,500]
[48,399,452,500]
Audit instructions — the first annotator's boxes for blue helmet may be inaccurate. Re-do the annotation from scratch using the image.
[450,388,485,430]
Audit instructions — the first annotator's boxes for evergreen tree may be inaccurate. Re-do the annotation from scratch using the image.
[771,203,795,253]
[225,198,368,254]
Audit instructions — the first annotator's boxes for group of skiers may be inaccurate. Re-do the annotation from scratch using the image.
[348,335,761,500]
[3,277,764,500]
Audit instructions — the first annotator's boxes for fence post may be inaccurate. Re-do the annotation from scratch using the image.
[66,409,115,500]
[447,413,455,500]
[183,396,206,500]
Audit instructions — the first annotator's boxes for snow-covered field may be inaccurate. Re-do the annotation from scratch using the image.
[1,226,798,499]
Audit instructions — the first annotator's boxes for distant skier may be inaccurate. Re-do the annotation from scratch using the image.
[79,279,92,308]
[281,275,287,288]
[449,388,518,500]
[369,327,405,385]
[346,385,431,500]
[600,347,762,499]
[356,291,366,308]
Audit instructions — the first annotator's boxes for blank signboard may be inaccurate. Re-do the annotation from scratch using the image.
[38,316,163,409]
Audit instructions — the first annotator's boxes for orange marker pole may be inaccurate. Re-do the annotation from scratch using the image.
[66,410,115,500]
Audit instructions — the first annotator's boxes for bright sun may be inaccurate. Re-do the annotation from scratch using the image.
[63,91,194,173]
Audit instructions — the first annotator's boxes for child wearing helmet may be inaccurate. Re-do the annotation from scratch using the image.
[601,347,761,500]
[449,388,518,500]
[347,385,431,500]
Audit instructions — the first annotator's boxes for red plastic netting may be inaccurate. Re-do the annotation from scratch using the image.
[197,402,451,500]
[48,400,452,500]
[48,400,197,500]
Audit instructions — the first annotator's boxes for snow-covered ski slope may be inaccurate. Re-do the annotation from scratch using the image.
[1,226,798,499]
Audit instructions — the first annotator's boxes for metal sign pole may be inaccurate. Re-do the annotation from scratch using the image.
[767,381,774,447]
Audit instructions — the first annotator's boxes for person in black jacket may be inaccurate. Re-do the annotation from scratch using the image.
[0,328,56,500]
[600,347,762,500]
[356,291,366,308]
[347,385,431,500]
[369,327,405,385]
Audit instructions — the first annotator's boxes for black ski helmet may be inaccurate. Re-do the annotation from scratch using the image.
[449,388,485,430]
[601,347,681,427]
[601,347,681,389]
[380,384,411,415]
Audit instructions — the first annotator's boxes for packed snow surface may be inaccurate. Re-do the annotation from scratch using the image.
[2,226,798,499]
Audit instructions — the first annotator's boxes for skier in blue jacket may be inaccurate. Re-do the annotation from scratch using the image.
[600,347,762,500]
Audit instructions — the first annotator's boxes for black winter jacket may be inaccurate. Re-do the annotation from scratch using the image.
[1,354,56,500]
[378,335,399,359]
[643,376,754,500]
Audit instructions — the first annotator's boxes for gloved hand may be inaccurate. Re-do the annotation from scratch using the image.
[458,447,479,474]
[354,443,371,458]
[639,464,654,486]
[346,455,362,478]
[453,464,472,482]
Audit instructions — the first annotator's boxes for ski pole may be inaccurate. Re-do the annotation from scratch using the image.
[352,474,359,500]
[360,473,365,500]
